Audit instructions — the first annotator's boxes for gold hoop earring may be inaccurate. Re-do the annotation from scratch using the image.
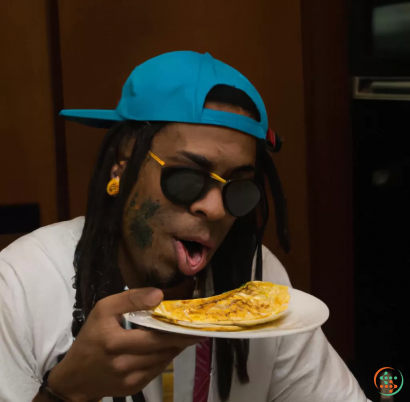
[106,177,120,196]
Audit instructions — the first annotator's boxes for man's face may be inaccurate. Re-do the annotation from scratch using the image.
[120,103,257,292]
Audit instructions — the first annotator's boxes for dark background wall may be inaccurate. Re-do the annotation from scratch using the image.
[0,0,58,250]
[0,0,353,364]
[301,0,354,362]
[0,0,57,225]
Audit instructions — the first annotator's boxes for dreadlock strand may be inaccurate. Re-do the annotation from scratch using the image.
[233,339,250,384]
[216,339,235,401]
[260,147,291,253]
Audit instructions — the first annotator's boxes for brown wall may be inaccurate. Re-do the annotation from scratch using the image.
[0,1,57,228]
[0,0,353,362]
[58,0,311,292]
[301,0,354,362]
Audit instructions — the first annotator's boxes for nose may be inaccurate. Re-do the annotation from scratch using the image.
[190,187,226,221]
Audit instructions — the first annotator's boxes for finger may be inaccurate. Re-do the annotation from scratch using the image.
[115,329,205,354]
[124,360,176,397]
[112,348,180,373]
[94,288,164,317]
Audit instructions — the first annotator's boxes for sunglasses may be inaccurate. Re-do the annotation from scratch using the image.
[148,151,261,217]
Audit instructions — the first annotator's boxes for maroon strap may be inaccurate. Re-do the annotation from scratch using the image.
[193,338,212,402]
[267,128,276,148]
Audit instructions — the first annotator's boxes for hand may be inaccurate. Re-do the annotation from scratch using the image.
[47,288,203,401]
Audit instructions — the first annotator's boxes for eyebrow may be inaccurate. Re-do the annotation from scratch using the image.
[172,150,255,176]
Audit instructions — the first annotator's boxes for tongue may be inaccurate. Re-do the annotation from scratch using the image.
[175,240,206,276]
[188,247,202,264]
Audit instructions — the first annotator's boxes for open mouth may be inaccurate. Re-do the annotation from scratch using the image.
[174,238,209,276]
[180,240,203,263]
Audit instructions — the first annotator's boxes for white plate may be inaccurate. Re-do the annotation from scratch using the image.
[124,288,329,339]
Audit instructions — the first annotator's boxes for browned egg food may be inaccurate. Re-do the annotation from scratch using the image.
[151,281,290,331]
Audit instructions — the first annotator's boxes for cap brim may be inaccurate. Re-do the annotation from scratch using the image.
[59,110,124,129]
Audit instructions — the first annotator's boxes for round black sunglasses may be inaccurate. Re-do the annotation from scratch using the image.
[148,151,261,217]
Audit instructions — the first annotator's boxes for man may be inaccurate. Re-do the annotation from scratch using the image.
[0,51,369,402]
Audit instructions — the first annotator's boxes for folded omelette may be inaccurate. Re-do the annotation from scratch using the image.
[151,281,290,331]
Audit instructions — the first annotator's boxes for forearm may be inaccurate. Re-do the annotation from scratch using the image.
[31,384,73,402]
[32,391,99,402]
[31,366,70,402]
[31,365,95,402]
[32,389,99,402]
[32,392,56,402]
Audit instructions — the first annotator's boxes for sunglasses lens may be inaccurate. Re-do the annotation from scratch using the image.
[162,169,206,204]
[224,180,261,217]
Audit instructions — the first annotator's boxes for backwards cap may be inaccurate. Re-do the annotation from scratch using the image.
[60,51,269,140]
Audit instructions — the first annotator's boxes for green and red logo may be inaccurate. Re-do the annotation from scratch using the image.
[374,367,404,396]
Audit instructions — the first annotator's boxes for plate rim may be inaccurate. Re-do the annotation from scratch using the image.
[123,288,329,339]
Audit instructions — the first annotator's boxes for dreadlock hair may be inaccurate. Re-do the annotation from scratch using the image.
[71,85,290,402]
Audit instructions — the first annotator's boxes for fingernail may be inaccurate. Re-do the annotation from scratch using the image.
[144,289,163,307]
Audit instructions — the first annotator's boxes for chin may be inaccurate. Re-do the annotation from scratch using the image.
[143,262,186,289]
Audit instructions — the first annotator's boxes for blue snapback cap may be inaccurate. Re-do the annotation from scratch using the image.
[60,51,269,140]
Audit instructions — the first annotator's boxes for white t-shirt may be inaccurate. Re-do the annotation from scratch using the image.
[0,218,370,402]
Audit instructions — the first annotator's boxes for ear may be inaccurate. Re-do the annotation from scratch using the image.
[110,160,128,179]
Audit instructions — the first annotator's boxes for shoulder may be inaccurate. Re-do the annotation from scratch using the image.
[261,245,292,287]
[0,216,85,314]
[0,216,84,278]
[6,216,85,257]
[0,217,84,379]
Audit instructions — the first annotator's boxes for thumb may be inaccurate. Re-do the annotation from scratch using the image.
[96,287,164,317]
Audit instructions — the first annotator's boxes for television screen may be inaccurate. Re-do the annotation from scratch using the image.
[373,2,410,58]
